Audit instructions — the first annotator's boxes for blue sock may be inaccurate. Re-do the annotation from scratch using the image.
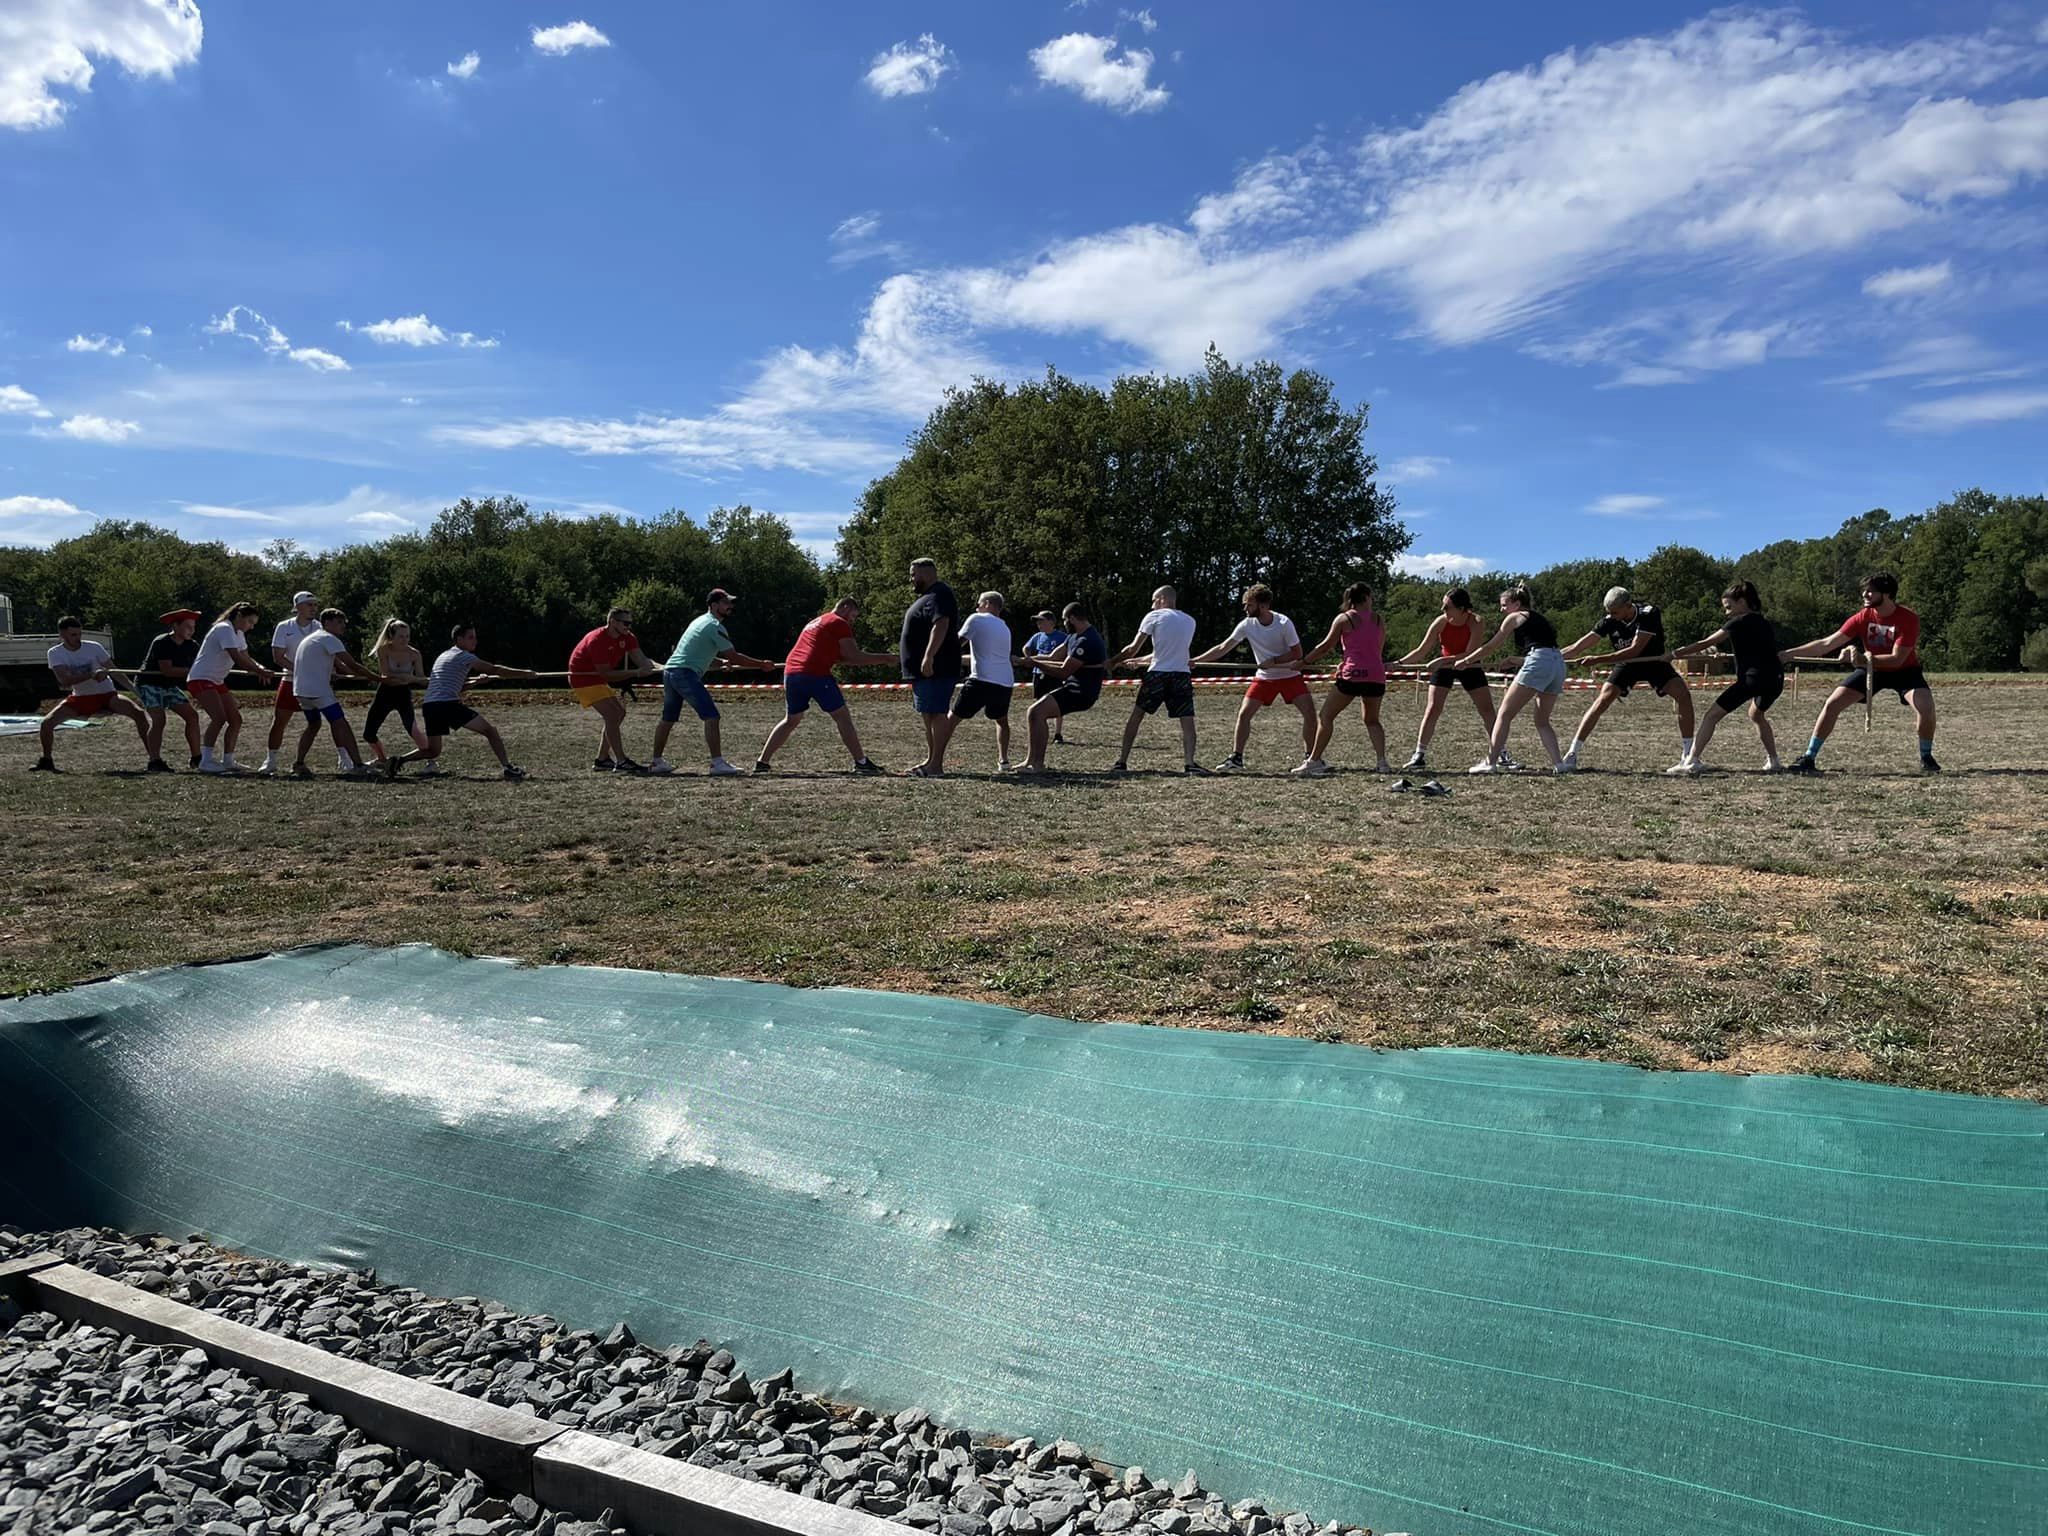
[1806,735,1825,761]
[1919,738,1934,761]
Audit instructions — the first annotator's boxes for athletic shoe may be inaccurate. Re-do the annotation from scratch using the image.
[1401,750,1427,771]
[853,758,884,775]
[1387,778,1413,793]
[908,764,944,778]
[1291,759,1332,777]
[1499,753,1525,772]
[1467,758,1499,775]
[1053,734,1067,745]
[29,756,56,772]
[752,760,774,775]
[645,757,675,776]
[256,763,277,777]
[384,756,405,780]
[592,758,616,772]
[290,763,313,779]
[709,758,741,777]
[1664,758,1701,777]
[997,759,1015,773]
[1375,760,1392,774]
[188,754,201,769]
[197,760,229,775]
[342,763,375,778]
[1663,757,1695,775]
[1786,755,1820,775]
[613,757,648,775]
[1920,756,1943,774]
[1215,754,1245,773]
[502,765,528,782]
[1107,760,1129,773]
[415,762,442,779]
[1182,762,1212,776]
[1762,758,1783,774]
[1558,748,1579,772]
[147,758,172,774]
[1419,779,1452,798]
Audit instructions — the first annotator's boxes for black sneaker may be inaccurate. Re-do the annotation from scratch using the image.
[290,763,313,779]
[1387,778,1412,794]
[146,758,172,774]
[384,755,404,780]
[1786,755,1820,775]
[30,756,57,772]
[189,753,202,769]
[853,758,884,775]
[752,760,774,775]
[1108,760,1129,773]
[1401,751,1427,771]
[614,757,647,775]
[1920,756,1943,775]
[1419,779,1452,798]
[502,765,528,782]
[1182,762,1211,776]
[592,757,616,772]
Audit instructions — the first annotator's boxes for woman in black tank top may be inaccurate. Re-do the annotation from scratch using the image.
[1446,584,1568,773]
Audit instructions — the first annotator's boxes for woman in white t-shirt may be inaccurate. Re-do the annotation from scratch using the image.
[186,602,279,774]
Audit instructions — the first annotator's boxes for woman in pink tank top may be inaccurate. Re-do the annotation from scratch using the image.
[1296,582,1390,775]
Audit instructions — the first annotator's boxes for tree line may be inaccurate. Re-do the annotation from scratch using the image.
[3,348,2043,673]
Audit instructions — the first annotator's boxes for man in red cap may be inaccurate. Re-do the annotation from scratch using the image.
[138,608,205,771]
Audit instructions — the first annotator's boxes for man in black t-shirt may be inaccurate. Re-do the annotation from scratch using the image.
[1557,586,1694,772]
[900,557,960,769]
[138,609,204,771]
[1018,602,1109,772]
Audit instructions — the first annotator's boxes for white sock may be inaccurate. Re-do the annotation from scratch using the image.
[1566,738,1582,755]
[199,746,215,765]
[262,749,278,769]
[1681,737,1694,756]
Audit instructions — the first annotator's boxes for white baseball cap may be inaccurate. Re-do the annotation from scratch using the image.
[293,590,317,606]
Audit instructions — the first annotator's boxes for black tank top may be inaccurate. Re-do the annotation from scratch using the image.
[1514,611,1558,653]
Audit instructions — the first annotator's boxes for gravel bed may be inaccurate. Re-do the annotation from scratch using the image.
[1,1228,1392,1536]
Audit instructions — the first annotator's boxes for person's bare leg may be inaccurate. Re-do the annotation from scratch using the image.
[1533,692,1563,767]
[1690,703,1729,763]
[926,715,959,773]
[1567,688,1618,753]
[1414,687,1450,753]
[144,709,166,761]
[997,714,1012,764]
[474,719,512,768]
[1664,677,1697,739]
[1469,684,1498,735]
[1751,703,1778,763]
[1309,690,1346,762]
[1909,687,1937,755]
[1361,698,1387,765]
[1231,699,1259,758]
[1806,686,1857,750]
[293,716,320,769]
[1488,684,1534,759]
[37,699,82,758]
[177,703,201,760]
[1177,713,1198,767]
[267,694,293,752]
[329,718,365,769]
[221,699,243,757]
[704,717,723,761]
[112,698,151,753]
[595,698,628,762]
[758,713,804,764]
[1117,703,1146,764]
[1027,698,1058,768]
[650,717,676,761]
[827,706,868,764]
[196,693,226,750]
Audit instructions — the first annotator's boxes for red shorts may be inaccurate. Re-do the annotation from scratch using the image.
[187,678,230,698]
[273,677,296,708]
[64,692,117,718]
[1246,676,1310,706]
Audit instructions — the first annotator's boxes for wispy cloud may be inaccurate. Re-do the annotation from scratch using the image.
[205,305,352,373]
[338,314,497,349]
[531,22,610,56]
[1893,388,2048,431]
[56,413,141,443]
[1120,9,1159,34]
[1862,261,1952,299]
[0,0,204,131]
[865,34,953,98]
[1826,334,2009,386]
[1,384,52,418]
[828,212,908,268]
[1394,551,1489,578]
[1029,33,1169,114]
[1389,456,1448,481]
[177,486,446,536]
[67,333,126,356]
[1586,494,1665,516]
[446,52,481,81]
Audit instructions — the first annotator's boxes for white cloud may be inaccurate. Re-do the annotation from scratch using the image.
[1389,455,1447,481]
[437,412,894,478]
[828,211,908,267]
[1394,551,1489,578]
[1,384,52,417]
[205,305,353,372]
[1189,145,1333,242]
[1120,9,1159,34]
[340,314,497,349]
[178,486,443,534]
[865,34,952,98]
[57,413,141,442]
[446,51,480,81]
[1826,334,2005,385]
[174,502,285,523]
[1862,261,1953,298]
[350,510,415,530]
[1029,33,1168,114]
[0,0,204,131]
[0,493,92,545]
[1893,388,2048,431]
[67,332,125,356]
[0,494,88,520]
[531,22,610,56]
[1586,494,1666,516]
[131,323,152,337]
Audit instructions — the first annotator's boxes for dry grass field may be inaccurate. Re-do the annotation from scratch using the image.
[5,674,2046,1101]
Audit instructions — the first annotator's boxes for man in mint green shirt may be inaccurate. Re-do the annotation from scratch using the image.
[650,588,775,775]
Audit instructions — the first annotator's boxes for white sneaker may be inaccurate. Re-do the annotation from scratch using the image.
[1468,758,1499,775]
[256,762,277,777]
[1290,758,1332,777]
[997,759,1014,773]
[1664,757,1699,776]
[708,758,741,776]
[415,762,442,778]
[1214,755,1244,772]
[646,757,675,776]
[1559,748,1579,772]
[1762,757,1783,774]
[1401,750,1427,770]
[198,759,228,775]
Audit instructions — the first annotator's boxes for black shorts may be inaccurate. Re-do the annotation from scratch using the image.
[1838,665,1931,698]
[1609,659,1680,694]
[1047,679,1102,717]
[1031,674,1059,699]
[422,700,477,737]
[1429,665,1489,692]
[1135,671,1196,718]
[1714,671,1784,715]
[951,679,1014,720]
[1335,678,1385,699]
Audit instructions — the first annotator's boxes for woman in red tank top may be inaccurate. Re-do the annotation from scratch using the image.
[1391,588,1498,770]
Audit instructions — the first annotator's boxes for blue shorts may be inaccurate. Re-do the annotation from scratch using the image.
[299,698,346,724]
[909,676,955,715]
[1513,648,1567,695]
[661,667,719,723]
[784,675,846,715]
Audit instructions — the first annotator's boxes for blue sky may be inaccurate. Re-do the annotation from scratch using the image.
[4,1,2047,579]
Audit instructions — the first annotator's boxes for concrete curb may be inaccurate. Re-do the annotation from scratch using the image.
[12,1259,901,1536]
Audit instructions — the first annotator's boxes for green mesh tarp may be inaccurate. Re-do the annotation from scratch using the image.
[3,946,2042,1535]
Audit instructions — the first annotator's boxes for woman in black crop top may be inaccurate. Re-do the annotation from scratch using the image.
[1665,580,1786,774]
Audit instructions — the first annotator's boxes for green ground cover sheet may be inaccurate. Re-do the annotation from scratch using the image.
[2,945,2042,1535]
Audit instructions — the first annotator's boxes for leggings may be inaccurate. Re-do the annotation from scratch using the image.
[364,685,416,743]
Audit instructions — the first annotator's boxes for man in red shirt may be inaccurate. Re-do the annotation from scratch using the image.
[568,606,657,772]
[1777,572,1939,773]
[752,598,895,773]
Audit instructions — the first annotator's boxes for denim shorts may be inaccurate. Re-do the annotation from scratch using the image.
[910,676,955,715]
[784,674,846,715]
[1513,647,1567,695]
[661,667,719,722]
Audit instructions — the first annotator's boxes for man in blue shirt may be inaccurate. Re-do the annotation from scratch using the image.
[1018,602,1108,772]
[1022,610,1069,744]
